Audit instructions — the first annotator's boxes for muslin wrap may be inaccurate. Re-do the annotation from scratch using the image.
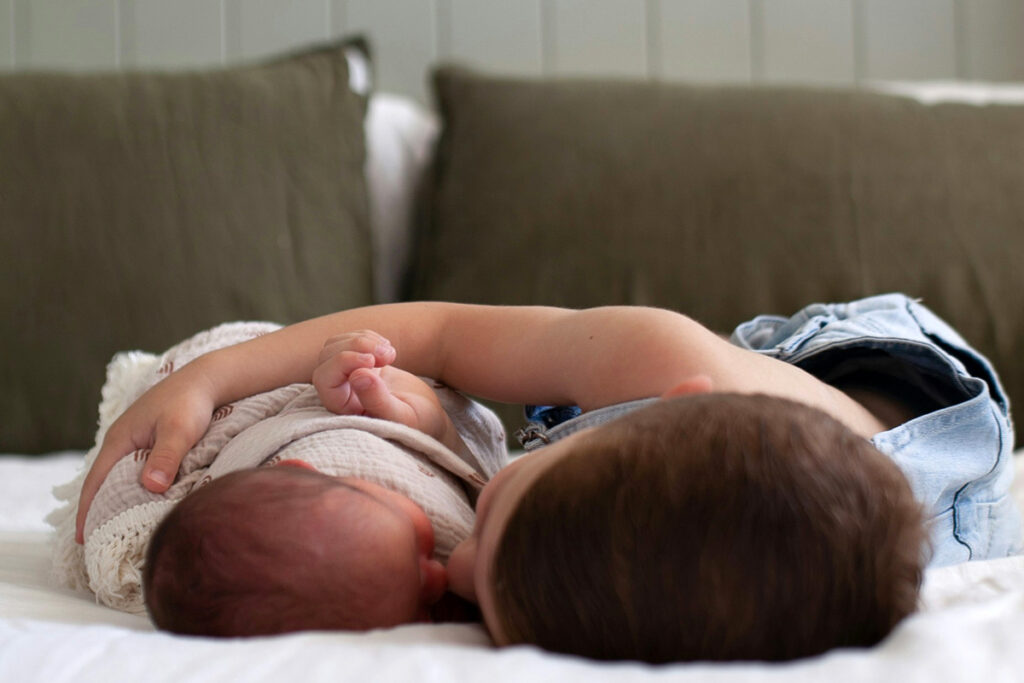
[48,322,507,614]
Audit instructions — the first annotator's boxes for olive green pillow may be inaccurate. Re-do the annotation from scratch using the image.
[0,39,373,453]
[411,67,1024,425]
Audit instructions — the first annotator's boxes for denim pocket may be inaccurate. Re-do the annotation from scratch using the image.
[926,506,971,567]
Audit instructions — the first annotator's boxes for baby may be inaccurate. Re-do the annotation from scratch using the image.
[72,322,505,632]
[143,362,496,635]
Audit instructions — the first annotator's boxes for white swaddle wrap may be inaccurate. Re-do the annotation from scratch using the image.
[49,322,507,614]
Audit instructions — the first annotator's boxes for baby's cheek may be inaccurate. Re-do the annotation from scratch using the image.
[446,537,478,603]
[419,556,447,605]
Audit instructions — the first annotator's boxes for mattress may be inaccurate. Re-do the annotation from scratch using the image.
[1,452,1023,683]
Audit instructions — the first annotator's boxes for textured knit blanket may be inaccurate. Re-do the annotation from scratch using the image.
[48,322,507,614]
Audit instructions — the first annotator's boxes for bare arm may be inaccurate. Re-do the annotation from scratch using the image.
[76,303,721,540]
[185,302,725,410]
[77,301,876,541]
[239,303,730,407]
[222,301,882,447]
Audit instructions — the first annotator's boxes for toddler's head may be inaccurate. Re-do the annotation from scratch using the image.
[144,463,446,636]
[450,393,925,663]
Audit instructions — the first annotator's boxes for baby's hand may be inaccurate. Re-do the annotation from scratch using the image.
[313,330,398,414]
[314,332,458,449]
[353,366,457,447]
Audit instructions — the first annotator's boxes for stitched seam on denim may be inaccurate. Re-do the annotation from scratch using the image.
[950,483,973,558]
[779,317,831,355]
[951,399,1007,558]
[949,403,1003,557]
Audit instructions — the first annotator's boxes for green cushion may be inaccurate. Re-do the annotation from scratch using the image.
[411,67,1024,433]
[0,39,373,453]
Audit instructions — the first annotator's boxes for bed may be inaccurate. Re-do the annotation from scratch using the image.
[0,453,1022,682]
[5,5,1024,680]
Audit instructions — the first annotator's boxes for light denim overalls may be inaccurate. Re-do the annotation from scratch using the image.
[517,294,1022,567]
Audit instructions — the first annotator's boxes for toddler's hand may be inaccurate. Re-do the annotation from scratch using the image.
[76,364,218,544]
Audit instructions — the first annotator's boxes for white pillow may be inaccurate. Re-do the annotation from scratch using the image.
[365,94,440,303]
[871,80,1024,105]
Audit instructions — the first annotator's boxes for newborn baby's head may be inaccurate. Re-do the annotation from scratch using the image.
[144,462,447,635]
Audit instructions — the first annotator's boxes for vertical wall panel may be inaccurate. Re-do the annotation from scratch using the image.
[14,0,119,69]
[963,0,1024,81]
[446,0,543,76]
[0,0,13,68]
[6,0,1024,95]
[760,0,856,84]
[226,0,329,62]
[329,0,345,37]
[657,0,751,83]
[548,0,648,77]
[122,0,224,68]
[862,0,957,80]
[342,0,438,102]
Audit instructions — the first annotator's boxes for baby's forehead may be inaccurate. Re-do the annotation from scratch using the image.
[209,464,341,503]
[231,463,332,486]
[229,468,410,534]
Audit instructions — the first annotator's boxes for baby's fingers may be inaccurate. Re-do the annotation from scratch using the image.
[349,368,417,428]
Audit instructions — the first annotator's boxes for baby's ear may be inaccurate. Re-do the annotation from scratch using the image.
[659,374,714,400]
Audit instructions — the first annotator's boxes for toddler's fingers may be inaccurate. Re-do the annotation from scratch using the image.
[76,437,130,544]
[140,432,191,494]
[312,351,379,414]
[350,368,416,428]
[313,350,375,388]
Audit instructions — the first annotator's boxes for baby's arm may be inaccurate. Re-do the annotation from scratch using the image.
[315,343,463,454]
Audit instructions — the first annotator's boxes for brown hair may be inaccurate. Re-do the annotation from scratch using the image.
[144,466,421,636]
[491,394,925,663]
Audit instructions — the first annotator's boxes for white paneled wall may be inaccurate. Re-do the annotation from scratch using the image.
[445,0,543,77]
[2,0,1024,101]
[121,0,222,67]
[860,0,959,80]
[345,0,438,100]
[758,0,856,83]
[1,1,13,69]
[656,1,752,82]
[547,0,649,76]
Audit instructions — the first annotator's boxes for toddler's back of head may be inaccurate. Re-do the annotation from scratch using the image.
[144,466,424,636]
[491,393,925,663]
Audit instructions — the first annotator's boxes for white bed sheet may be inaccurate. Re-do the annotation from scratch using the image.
[1,453,1022,683]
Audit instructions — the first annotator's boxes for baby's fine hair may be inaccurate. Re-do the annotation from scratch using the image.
[144,466,419,636]
[491,393,925,663]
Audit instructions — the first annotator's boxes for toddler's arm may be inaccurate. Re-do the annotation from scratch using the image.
[78,302,857,541]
